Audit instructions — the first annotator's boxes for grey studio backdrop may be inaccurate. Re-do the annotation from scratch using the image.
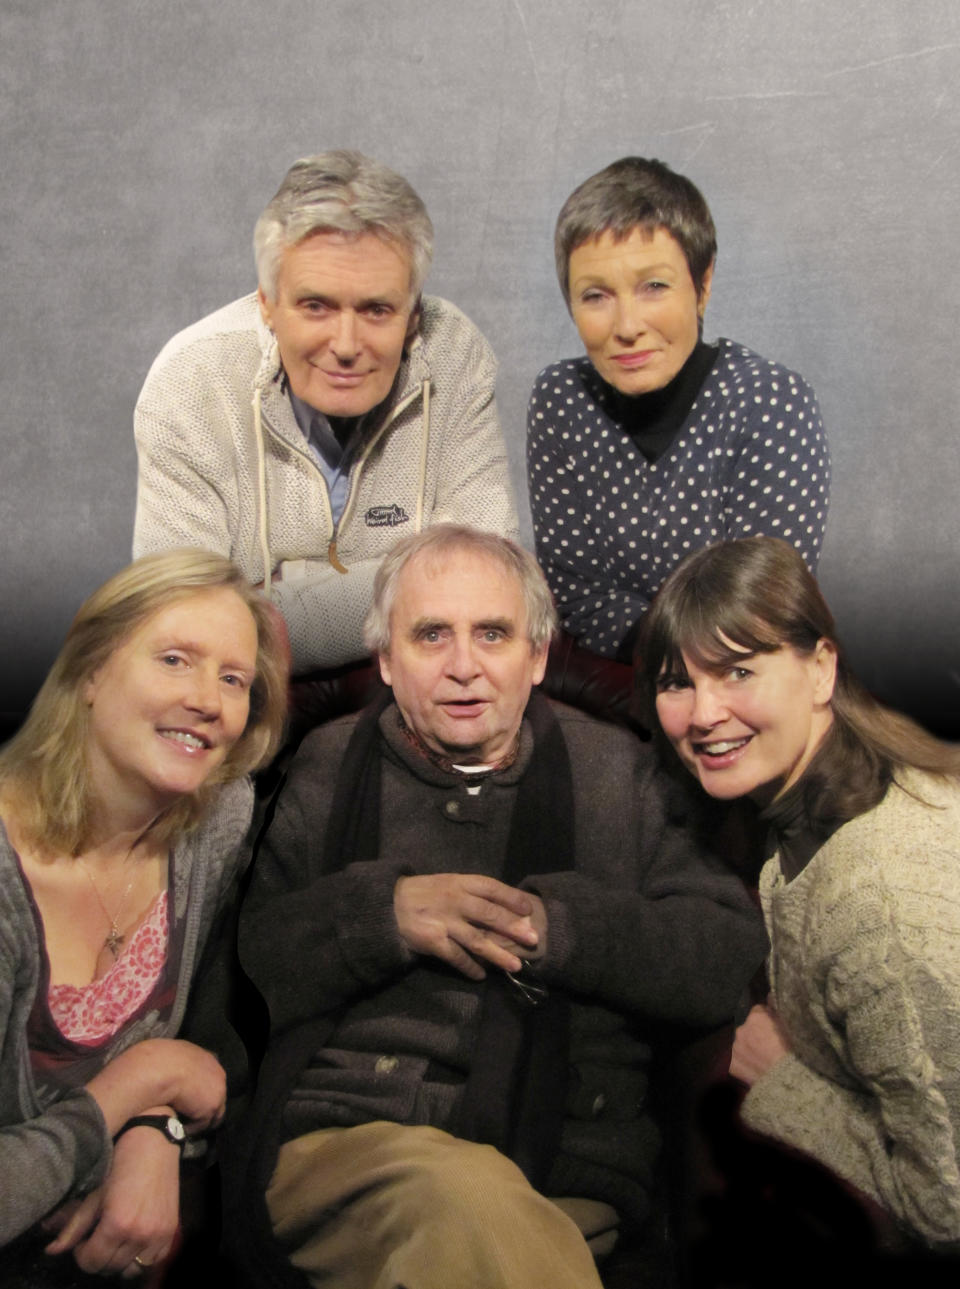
[1,0,958,736]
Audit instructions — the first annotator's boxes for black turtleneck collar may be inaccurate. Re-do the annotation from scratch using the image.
[758,779,823,883]
[587,339,719,463]
[758,729,849,883]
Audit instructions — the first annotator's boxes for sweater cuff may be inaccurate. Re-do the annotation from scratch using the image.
[334,860,414,985]
[740,1054,882,1201]
[527,892,574,977]
[52,1089,113,1196]
[271,561,379,673]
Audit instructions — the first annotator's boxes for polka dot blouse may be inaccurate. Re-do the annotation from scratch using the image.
[526,339,831,659]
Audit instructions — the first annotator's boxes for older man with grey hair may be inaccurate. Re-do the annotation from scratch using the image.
[133,152,517,673]
[231,524,765,1288]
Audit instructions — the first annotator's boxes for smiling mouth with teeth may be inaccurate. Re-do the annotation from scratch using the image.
[697,737,751,756]
[160,729,211,750]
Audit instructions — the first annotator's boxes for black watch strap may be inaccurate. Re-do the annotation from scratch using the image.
[114,1114,186,1151]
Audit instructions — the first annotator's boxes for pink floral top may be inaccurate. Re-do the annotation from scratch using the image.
[22,857,181,1091]
[47,893,169,1044]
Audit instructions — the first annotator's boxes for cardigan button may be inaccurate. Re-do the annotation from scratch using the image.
[375,1055,399,1074]
[444,800,461,817]
[591,1093,606,1117]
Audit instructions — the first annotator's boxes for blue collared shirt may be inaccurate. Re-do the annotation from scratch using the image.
[289,392,362,525]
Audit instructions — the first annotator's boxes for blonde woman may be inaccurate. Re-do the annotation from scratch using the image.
[0,550,286,1278]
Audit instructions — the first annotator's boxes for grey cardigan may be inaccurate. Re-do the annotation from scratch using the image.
[0,777,253,1246]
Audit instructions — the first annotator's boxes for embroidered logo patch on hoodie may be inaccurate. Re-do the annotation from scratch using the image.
[364,504,410,528]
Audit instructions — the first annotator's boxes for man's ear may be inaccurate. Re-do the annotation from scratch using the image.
[258,286,274,331]
[378,651,392,688]
[405,297,422,344]
[531,641,549,688]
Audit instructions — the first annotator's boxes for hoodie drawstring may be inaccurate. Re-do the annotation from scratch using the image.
[415,377,431,532]
[252,386,274,598]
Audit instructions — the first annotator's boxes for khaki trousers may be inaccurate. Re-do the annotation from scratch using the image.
[266,1121,615,1288]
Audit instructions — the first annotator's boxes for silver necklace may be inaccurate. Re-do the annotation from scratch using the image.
[76,855,137,959]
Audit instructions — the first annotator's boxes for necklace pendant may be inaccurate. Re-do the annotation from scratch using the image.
[104,925,125,958]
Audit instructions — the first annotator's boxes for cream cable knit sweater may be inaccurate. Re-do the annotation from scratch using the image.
[743,771,960,1244]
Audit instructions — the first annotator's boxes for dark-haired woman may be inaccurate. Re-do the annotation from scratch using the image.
[640,535,960,1245]
[0,550,287,1278]
[528,157,830,663]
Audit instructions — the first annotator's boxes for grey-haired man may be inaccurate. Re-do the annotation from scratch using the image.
[134,152,517,673]
[232,525,765,1288]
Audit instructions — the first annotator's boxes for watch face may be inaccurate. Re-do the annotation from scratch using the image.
[166,1116,186,1142]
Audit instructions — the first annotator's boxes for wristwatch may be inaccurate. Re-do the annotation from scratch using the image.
[115,1114,187,1151]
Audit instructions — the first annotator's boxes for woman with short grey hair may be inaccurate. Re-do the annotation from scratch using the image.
[527,156,831,663]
